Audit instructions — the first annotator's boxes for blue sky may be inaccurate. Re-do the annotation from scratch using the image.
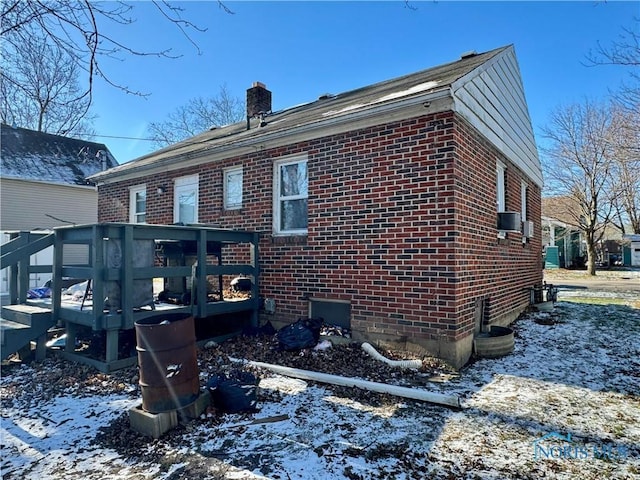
[90,1,638,163]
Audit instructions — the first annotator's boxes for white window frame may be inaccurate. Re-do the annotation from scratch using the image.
[521,180,528,222]
[496,161,506,213]
[129,184,147,224]
[223,166,243,210]
[173,174,199,224]
[273,155,308,235]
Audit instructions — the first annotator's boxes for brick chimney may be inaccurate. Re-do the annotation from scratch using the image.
[246,82,272,118]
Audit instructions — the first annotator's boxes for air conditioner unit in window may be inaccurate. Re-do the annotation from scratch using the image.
[522,220,534,238]
[497,212,521,232]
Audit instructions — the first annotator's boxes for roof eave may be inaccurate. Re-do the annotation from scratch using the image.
[0,175,97,189]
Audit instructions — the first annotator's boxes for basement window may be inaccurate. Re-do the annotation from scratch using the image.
[309,298,351,329]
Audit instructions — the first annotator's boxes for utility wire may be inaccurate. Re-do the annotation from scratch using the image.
[89,134,156,141]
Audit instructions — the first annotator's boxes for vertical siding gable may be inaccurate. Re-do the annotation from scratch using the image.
[451,46,542,188]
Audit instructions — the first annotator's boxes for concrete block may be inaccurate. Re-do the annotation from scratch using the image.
[320,334,351,346]
[128,405,178,439]
[177,390,211,421]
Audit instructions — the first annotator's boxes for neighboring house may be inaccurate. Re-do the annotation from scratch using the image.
[541,216,585,269]
[542,197,586,269]
[624,234,640,267]
[1,124,118,291]
[601,238,623,267]
[542,196,631,268]
[90,45,542,368]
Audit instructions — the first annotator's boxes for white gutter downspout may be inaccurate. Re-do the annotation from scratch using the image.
[361,342,423,369]
[230,357,461,409]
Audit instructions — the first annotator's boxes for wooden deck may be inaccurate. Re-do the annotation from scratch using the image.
[1,223,260,371]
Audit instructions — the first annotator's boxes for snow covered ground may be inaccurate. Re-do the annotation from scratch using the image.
[2,279,639,479]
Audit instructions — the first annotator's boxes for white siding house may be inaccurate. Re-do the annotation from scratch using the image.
[0,125,117,295]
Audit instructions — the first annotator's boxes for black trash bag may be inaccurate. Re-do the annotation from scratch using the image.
[242,320,277,337]
[277,317,323,351]
[207,371,258,413]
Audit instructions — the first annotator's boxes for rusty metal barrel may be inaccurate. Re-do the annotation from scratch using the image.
[135,313,200,413]
[474,326,515,359]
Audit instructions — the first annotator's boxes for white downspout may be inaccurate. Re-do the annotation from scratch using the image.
[361,342,423,369]
[230,358,461,409]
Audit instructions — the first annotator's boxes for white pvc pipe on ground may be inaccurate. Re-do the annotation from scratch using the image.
[229,357,461,409]
[361,342,423,369]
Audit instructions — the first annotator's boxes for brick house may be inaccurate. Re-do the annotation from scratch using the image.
[90,45,542,367]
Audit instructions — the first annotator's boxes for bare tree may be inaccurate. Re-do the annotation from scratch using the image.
[587,17,640,110]
[147,85,245,148]
[586,17,640,236]
[609,107,640,235]
[1,1,228,103]
[1,27,95,136]
[542,100,623,275]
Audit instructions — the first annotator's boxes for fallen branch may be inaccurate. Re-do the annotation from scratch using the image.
[222,414,289,430]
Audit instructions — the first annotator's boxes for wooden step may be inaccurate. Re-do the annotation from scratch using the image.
[1,304,52,325]
[0,319,30,345]
[1,305,54,361]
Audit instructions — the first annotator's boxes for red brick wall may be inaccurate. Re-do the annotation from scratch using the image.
[98,109,542,347]
[452,116,542,339]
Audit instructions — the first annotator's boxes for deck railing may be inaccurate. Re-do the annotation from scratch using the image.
[1,231,54,304]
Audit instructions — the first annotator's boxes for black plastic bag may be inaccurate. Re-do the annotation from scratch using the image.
[242,320,277,337]
[207,371,258,413]
[277,317,323,351]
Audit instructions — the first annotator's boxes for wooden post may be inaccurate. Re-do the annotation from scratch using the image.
[92,225,106,329]
[104,329,119,365]
[52,229,63,326]
[251,232,260,327]
[17,232,30,304]
[34,333,47,361]
[122,225,134,326]
[196,229,207,319]
[65,321,77,354]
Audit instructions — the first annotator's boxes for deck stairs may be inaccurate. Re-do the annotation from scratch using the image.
[1,231,56,361]
[1,304,54,361]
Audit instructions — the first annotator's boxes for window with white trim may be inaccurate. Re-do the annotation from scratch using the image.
[174,174,198,224]
[129,185,146,223]
[496,161,506,213]
[273,156,308,235]
[521,181,528,221]
[223,166,243,210]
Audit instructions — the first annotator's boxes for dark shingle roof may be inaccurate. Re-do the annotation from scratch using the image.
[1,124,118,185]
[542,196,582,226]
[91,46,509,182]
